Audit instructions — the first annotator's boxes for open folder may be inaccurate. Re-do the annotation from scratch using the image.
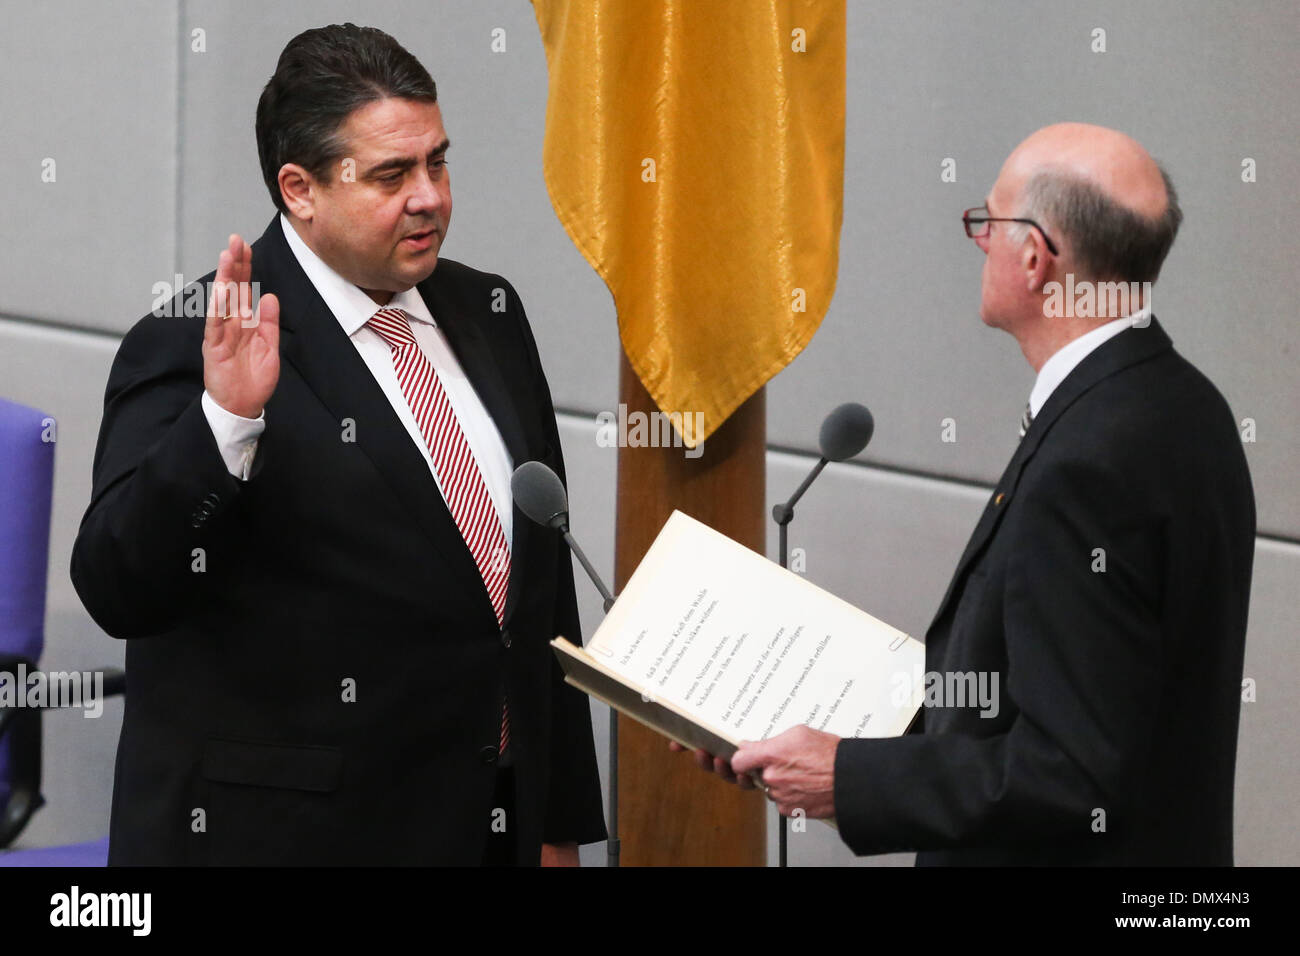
[553,511,924,764]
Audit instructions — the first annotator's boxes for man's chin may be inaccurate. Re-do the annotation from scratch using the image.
[391,255,440,287]
[410,255,440,282]
[359,262,438,298]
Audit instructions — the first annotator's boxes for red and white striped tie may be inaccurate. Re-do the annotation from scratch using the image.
[367,307,512,753]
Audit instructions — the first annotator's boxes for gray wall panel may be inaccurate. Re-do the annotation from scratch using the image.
[768,0,1299,538]
[0,2,177,332]
[1234,538,1300,866]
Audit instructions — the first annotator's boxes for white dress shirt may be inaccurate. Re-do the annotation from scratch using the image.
[1027,305,1152,418]
[200,214,514,548]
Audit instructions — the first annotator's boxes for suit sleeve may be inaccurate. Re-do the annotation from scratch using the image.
[70,312,261,640]
[507,282,608,846]
[833,451,1165,854]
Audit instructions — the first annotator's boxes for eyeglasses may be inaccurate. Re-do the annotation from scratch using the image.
[962,205,1059,256]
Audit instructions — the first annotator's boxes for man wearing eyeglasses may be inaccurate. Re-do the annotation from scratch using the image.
[680,122,1256,865]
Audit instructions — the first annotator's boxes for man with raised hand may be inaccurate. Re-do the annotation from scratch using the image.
[72,23,605,866]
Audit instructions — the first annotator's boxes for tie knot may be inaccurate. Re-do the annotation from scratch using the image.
[367,307,417,351]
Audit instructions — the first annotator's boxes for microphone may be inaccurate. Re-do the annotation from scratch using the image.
[770,402,873,869]
[512,461,616,612]
[771,402,874,528]
[819,401,875,463]
[511,459,621,868]
[511,459,570,530]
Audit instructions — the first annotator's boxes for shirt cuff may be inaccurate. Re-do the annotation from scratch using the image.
[201,390,266,481]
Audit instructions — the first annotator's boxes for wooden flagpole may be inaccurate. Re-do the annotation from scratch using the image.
[612,351,768,866]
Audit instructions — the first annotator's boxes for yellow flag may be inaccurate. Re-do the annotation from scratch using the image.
[531,0,846,447]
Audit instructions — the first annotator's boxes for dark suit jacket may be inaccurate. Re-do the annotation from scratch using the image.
[70,215,607,865]
[834,318,1255,865]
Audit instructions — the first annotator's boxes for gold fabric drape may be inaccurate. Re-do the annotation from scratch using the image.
[531,0,846,447]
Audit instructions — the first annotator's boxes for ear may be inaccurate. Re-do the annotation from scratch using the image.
[278,163,317,220]
[1022,233,1053,293]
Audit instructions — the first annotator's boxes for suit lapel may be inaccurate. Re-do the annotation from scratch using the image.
[252,217,495,616]
[927,319,1175,632]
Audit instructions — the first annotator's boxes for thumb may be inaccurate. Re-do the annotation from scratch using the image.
[729,740,765,777]
[256,291,280,331]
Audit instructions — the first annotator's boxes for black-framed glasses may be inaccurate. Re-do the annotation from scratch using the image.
[962,205,1059,256]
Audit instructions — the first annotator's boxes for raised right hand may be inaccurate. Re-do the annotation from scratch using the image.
[203,233,280,419]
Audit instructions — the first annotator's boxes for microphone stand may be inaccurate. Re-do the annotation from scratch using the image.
[770,456,828,868]
[563,530,615,614]
[559,528,620,867]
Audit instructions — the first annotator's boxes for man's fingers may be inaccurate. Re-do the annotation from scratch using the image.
[214,249,232,304]
[674,743,771,795]
[680,746,755,789]
[260,291,280,323]
[712,755,741,784]
[254,295,280,348]
[206,236,259,350]
[669,741,728,777]
[233,236,251,287]
[205,248,233,346]
[730,743,763,777]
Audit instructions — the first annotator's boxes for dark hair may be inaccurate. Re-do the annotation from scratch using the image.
[1018,165,1183,284]
[256,23,437,213]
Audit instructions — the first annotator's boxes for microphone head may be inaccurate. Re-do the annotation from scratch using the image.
[511,460,570,531]
[819,403,874,462]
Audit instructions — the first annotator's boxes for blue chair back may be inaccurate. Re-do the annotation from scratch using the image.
[0,398,55,829]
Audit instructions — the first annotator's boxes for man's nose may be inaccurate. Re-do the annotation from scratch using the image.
[974,234,990,254]
[406,167,443,214]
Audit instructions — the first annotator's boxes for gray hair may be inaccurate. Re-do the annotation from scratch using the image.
[1014,165,1183,284]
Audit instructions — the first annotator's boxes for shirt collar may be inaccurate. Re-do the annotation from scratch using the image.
[278,213,436,335]
[1028,305,1152,418]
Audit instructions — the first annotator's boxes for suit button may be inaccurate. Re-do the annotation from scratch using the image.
[203,492,221,507]
[479,745,498,765]
[500,629,512,648]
